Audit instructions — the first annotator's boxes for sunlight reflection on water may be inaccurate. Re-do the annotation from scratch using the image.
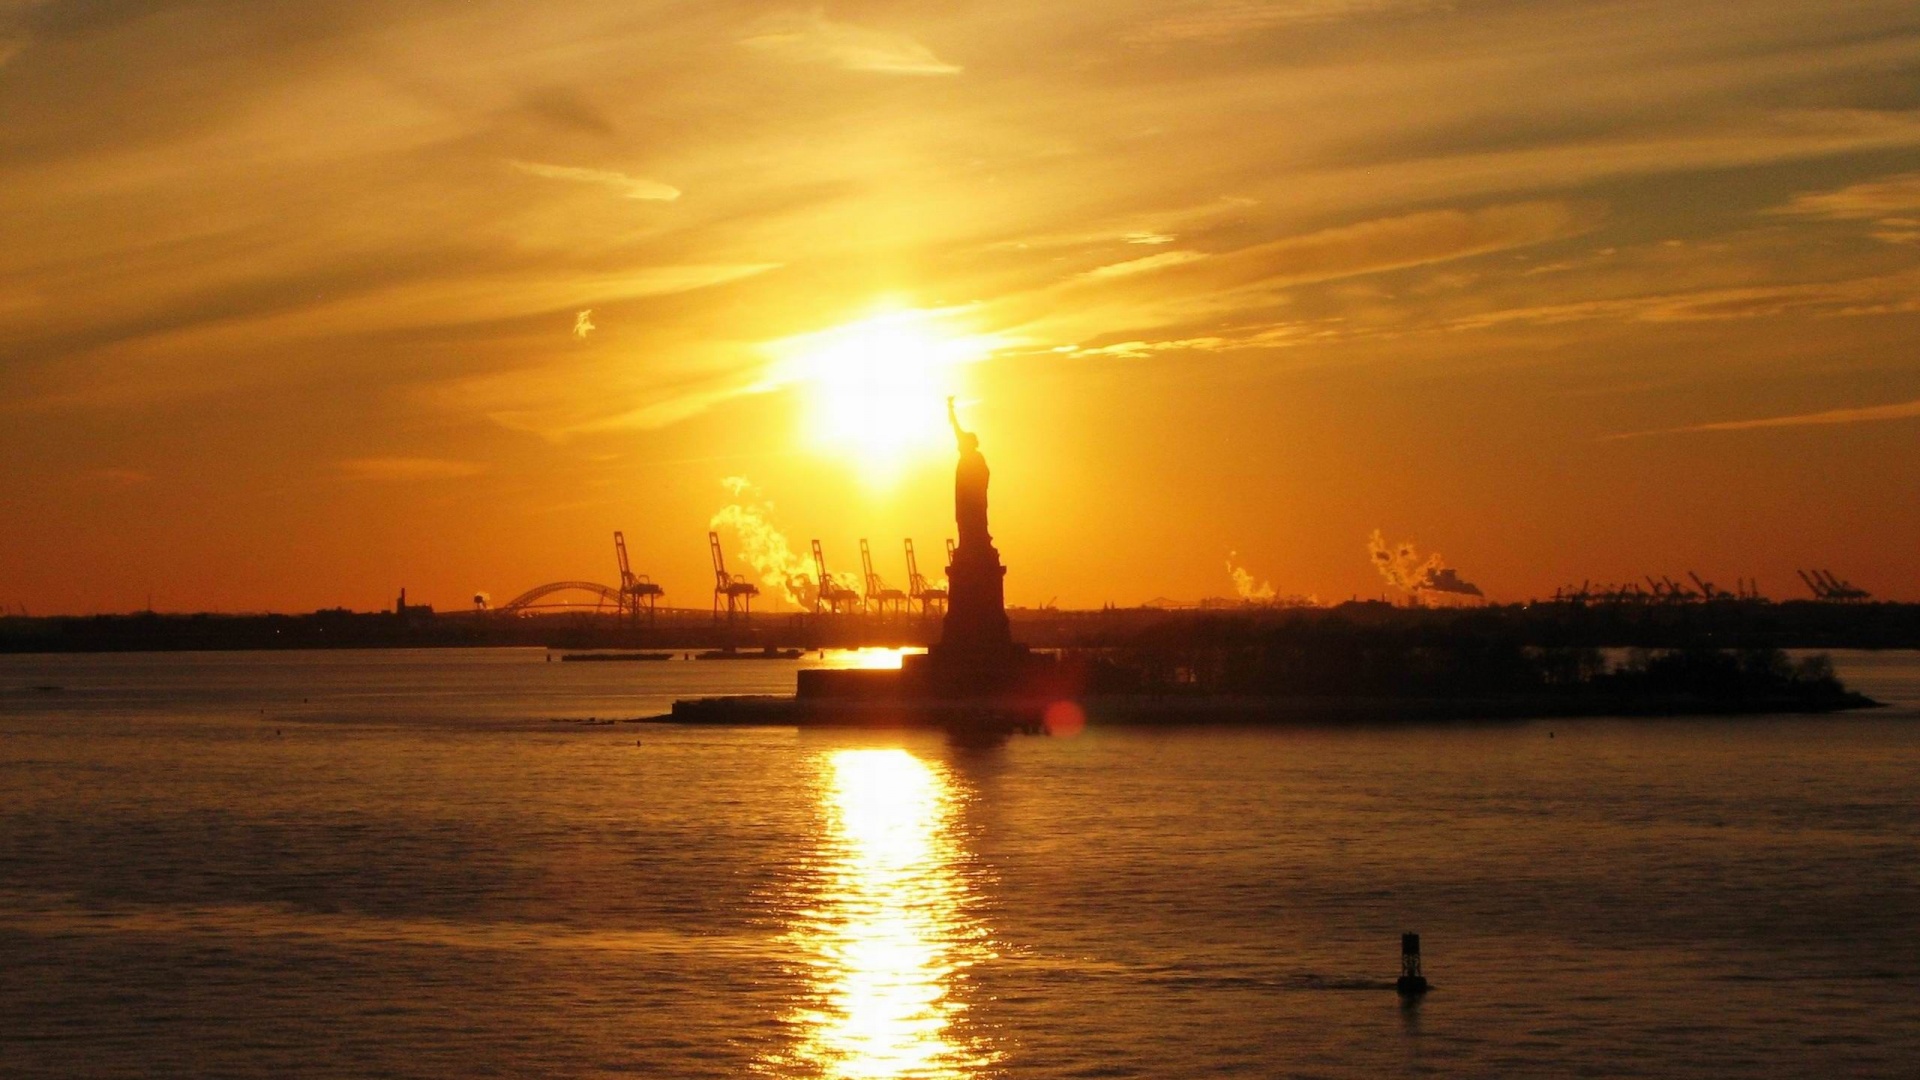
[815,648,922,671]
[769,748,995,1079]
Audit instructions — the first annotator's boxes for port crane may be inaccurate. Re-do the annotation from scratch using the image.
[1554,571,1768,606]
[1687,571,1735,602]
[1644,575,1701,603]
[904,539,947,616]
[613,531,664,623]
[860,539,909,618]
[709,531,760,623]
[1682,572,1764,602]
[811,540,861,615]
[1797,569,1871,602]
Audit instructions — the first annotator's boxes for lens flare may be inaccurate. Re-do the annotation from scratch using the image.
[1042,700,1086,738]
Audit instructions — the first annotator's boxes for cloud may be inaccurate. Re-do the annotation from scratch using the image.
[1082,250,1208,278]
[573,309,594,339]
[435,349,769,442]
[999,203,1597,366]
[4,0,1920,621]
[11,262,781,411]
[0,0,44,66]
[742,11,961,75]
[1447,268,1920,332]
[1066,323,1310,358]
[546,383,750,437]
[1134,0,1448,41]
[1776,171,1920,243]
[463,304,1009,443]
[337,457,486,482]
[1611,398,1920,440]
[1778,171,1920,218]
[509,161,680,201]
[1069,201,1598,304]
[517,87,616,136]
[988,198,1258,255]
[1226,201,1599,288]
[1280,110,1920,222]
[1869,222,1914,245]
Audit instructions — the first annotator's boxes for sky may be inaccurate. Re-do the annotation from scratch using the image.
[2,0,1918,613]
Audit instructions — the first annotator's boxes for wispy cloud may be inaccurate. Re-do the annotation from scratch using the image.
[993,201,1600,366]
[1078,201,1599,298]
[1776,171,1920,243]
[1280,110,1920,220]
[1448,267,1920,332]
[6,0,1920,613]
[17,262,781,410]
[1778,171,1920,218]
[987,198,1257,255]
[573,309,595,339]
[430,345,770,442]
[337,457,486,482]
[1067,325,1305,358]
[1224,201,1599,289]
[1134,0,1448,41]
[1611,398,1920,440]
[0,0,38,67]
[509,161,680,201]
[475,379,759,441]
[1083,250,1208,278]
[742,11,961,75]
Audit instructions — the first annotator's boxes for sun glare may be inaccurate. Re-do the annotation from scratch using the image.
[768,309,1000,486]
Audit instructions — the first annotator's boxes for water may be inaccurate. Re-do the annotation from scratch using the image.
[2,648,1918,1078]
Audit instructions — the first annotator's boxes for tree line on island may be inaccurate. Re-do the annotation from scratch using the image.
[1063,616,1869,714]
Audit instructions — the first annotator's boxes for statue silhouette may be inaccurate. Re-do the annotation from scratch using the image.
[941,396,1012,650]
[949,396,991,552]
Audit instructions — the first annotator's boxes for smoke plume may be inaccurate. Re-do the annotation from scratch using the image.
[1421,567,1483,596]
[1367,529,1483,601]
[1225,551,1277,601]
[710,477,814,607]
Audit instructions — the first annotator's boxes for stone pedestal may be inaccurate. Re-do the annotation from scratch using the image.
[897,539,1035,699]
[940,541,1011,651]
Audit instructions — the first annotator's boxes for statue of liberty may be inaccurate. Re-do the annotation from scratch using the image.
[948,396,991,552]
[942,396,1011,649]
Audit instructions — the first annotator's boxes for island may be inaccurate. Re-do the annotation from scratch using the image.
[659,400,1879,736]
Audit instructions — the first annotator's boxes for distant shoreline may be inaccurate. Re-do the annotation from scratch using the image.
[6,600,1920,653]
[660,686,1882,729]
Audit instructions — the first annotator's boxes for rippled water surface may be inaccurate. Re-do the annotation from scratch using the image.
[3,648,1918,1078]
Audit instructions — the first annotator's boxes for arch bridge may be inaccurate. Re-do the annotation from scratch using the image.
[492,532,666,619]
[496,581,625,614]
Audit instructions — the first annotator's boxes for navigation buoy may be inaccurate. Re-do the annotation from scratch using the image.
[1397,932,1429,996]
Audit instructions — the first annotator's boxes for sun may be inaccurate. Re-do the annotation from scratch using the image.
[766,307,1000,485]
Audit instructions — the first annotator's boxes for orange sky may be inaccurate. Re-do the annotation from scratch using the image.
[2,0,1918,613]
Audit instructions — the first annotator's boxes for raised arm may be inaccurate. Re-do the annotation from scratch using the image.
[948,396,967,443]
